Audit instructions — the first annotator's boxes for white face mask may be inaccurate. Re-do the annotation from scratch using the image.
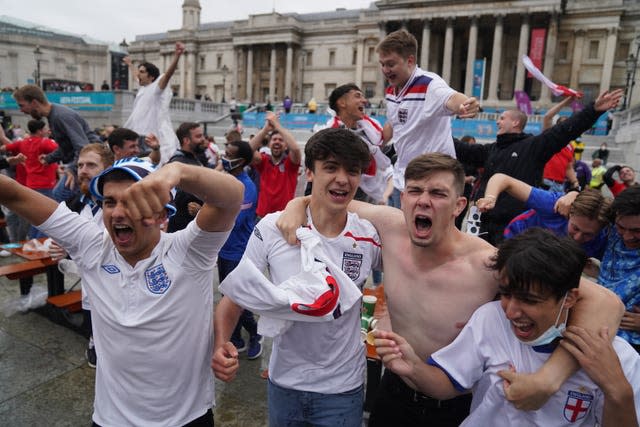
[519,293,568,347]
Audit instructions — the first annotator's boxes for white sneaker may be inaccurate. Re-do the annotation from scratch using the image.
[0,249,11,257]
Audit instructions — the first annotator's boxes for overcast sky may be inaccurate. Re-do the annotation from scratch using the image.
[2,0,375,45]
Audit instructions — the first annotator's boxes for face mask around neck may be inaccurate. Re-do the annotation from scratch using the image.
[519,292,568,347]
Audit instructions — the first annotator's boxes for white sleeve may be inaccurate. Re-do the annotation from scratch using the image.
[423,76,456,118]
[171,219,230,271]
[242,214,275,272]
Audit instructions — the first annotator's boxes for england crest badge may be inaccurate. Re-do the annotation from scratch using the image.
[563,390,593,422]
[145,264,172,294]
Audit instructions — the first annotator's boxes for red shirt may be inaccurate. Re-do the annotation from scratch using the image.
[5,136,59,189]
[543,143,574,182]
[254,153,299,217]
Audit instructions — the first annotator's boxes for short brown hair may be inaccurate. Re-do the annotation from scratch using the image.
[404,153,465,196]
[506,109,528,131]
[80,143,114,169]
[376,29,417,60]
[13,85,47,104]
[570,188,611,226]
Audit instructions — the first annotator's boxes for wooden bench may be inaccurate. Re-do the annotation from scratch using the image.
[47,290,82,313]
[0,258,57,280]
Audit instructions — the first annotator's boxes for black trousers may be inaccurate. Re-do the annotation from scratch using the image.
[368,371,471,427]
[92,408,213,427]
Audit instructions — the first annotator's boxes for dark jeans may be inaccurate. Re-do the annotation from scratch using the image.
[92,408,213,427]
[368,370,471,427]
[218,256,258,340]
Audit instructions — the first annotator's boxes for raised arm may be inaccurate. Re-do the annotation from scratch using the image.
[158,42,185,90]
[123,162,242,232]
[0,175,59,226]
[446,92,479,119]
[476,173,533,212]
[499,279,624,410]
[542,96,574,131]
[270,112,301,165]
[603,165,621,188]
[123,56,138,84]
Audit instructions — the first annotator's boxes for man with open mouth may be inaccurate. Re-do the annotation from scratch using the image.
[0,156,243,426]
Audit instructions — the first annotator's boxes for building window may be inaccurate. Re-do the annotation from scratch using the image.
[200,55,206,70]
[368,46,375,63]
[557,41,568,61]
[305,50,313,67]
[588,40,599,59]
[325,83,336,99]
[615,42,630,62]
[363,82,375,99]
[329,50,336,66]
[352,48,357,65]
[217,55,222,69]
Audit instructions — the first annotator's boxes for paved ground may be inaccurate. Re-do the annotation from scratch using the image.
[0,263,272,426]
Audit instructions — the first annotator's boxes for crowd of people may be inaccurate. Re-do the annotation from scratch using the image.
[0,29,639,427]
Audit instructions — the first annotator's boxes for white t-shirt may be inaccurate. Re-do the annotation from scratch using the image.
[385,67,456,190]
[431,302,640,426]
[77,199,102,310]
[39,203,229,427]
[244,212,382,393]
[124,74,179,166]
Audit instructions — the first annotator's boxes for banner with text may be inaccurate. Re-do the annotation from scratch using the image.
[528,28,547,78]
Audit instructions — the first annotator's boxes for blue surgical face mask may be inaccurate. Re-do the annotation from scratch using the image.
[221,156,243,172]
[520,292,568,347]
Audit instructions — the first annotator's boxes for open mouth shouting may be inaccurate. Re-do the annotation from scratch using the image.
[414,214,432,237]
[511,319,535,340]
[329,188,350,203]
[113,223,134,246]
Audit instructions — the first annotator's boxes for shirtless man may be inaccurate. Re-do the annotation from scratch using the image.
[279,153,623,426]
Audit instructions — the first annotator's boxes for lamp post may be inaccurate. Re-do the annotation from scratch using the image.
[221,64,229,103]
[33,45,43,88]
[119,38,129,53]
[625,36,640,110]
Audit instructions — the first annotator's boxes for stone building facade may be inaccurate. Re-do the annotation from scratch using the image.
[129,0,640,109]
[0,16,112,90]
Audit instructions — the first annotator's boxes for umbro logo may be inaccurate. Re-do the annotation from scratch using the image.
[511,152,518,158]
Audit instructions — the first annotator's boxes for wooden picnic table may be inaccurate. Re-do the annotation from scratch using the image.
[0,240,64,296]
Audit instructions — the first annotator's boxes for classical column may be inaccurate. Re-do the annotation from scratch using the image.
[600,27,618,92]
[420,19,431,69]
[285,43,293,98]
[355,38,364,87]
[513,14,530,94]
[186,52,196,98]
[487,15,504,102]
[464,16,478,95]
[442,18,454,84]
[246,46,253,102]
[232,47,238,99]
[570,30,585,90]
[539,12,558,105]
[179,53,186,98]
[269,44,276,102]
[377,22,386,100]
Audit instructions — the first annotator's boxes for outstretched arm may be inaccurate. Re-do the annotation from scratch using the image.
[446,92,479,119]
[0,175,58,226]
[499,279,624,410]
[158,42,185,90]
[542,96,574,131]
[476,173,532,212]
[122,162,242,232]
[373,330,462,400]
